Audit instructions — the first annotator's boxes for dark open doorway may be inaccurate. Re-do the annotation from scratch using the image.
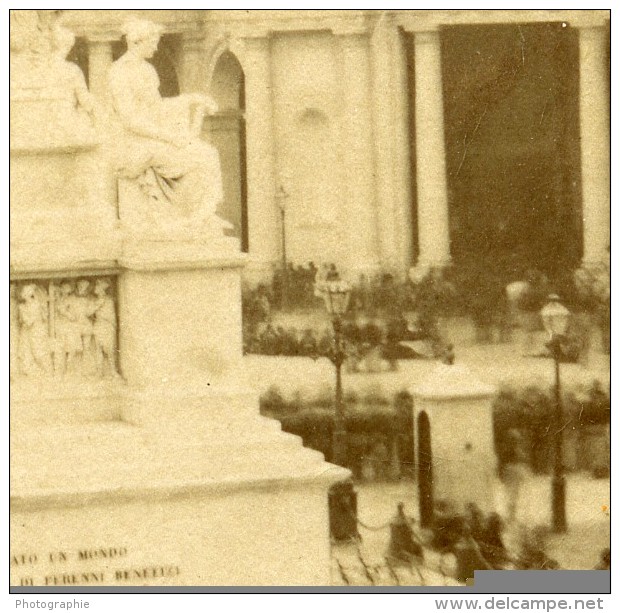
[441,23,583,282]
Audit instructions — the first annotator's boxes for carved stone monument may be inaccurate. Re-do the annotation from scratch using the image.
[10,12,347,587]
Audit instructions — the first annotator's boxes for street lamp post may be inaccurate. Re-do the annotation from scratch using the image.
[540,294,571,534]
[317,273,359,540]
[319,275,352,466]
[276,185,289,310]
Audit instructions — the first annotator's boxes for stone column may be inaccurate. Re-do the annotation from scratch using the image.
[369,19,415,273]
[86,36,114,101]
[243,36,279,277]
[337,32,380,276]
[578,24,610,266]
[370,21,399,269]
[178,31,207,94]
[412,29,451,269]
[390,25,414,271]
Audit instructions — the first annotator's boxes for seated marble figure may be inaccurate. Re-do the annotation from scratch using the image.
[108,18,230,235]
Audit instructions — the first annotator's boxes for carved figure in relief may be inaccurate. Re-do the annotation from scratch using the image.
[55,281,83,375]
[10,284,19,380]
[108,18,229,232]
[92,279,117,376]
[75,279,96,359]
[17,284,52,376]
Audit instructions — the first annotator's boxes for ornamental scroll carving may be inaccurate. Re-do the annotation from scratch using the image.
[11,277,118,380]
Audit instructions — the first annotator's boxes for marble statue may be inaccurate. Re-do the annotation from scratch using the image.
[92,278,117,377]
[10,10,54,91]
[10,10,66,93]
[108,18,228,234]
[50,25,95,124]
[10,11,95,146]
[17,283,52,376]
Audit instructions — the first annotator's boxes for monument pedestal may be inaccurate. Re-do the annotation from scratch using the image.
[11,241,348,587]
[11,419,342,586]
[11,25,348,585]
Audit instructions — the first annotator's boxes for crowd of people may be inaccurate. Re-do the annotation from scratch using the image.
[429,502,556,574]
[242,259,609,365]
[379,498,608,583]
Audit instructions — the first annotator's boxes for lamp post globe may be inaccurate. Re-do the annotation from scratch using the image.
[541,294,570,339]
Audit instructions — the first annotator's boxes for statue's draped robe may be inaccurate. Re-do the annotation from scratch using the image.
[108,54,224,221]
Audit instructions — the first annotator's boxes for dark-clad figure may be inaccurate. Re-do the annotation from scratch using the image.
[454,522,493,583]
[387,503,423,564]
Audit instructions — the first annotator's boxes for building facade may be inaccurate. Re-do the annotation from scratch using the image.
[62,9,610,282]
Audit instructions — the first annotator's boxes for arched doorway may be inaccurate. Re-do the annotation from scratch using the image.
[417,411,434,528]
[204,51,248,251]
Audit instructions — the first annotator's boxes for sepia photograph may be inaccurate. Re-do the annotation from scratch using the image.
[8,6,610,592]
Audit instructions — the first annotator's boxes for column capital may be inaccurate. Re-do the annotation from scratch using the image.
[413,29,442,45]
[86,31,119,45]
[398,18,442,35]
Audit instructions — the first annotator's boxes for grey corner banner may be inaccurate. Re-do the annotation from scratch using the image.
[10,571,611,595]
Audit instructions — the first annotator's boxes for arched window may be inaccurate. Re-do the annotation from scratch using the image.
[204,51,248,251]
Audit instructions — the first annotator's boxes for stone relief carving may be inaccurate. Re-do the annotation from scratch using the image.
[108,18,231,236]
[12,277,118,380]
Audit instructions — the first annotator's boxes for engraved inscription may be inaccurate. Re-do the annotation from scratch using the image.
[11,546,180,586]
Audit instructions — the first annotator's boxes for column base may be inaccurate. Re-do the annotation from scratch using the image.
[580,257,610,271]
[409,259,452,282]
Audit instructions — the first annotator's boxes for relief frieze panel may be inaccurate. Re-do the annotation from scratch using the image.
[11,276,119,380]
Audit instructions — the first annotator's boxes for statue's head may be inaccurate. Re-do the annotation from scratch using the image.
[59,281,74,297]
[76,279,90,296]
[94,278,110,296]
[20,284,37,302]
[122,18,163,59]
